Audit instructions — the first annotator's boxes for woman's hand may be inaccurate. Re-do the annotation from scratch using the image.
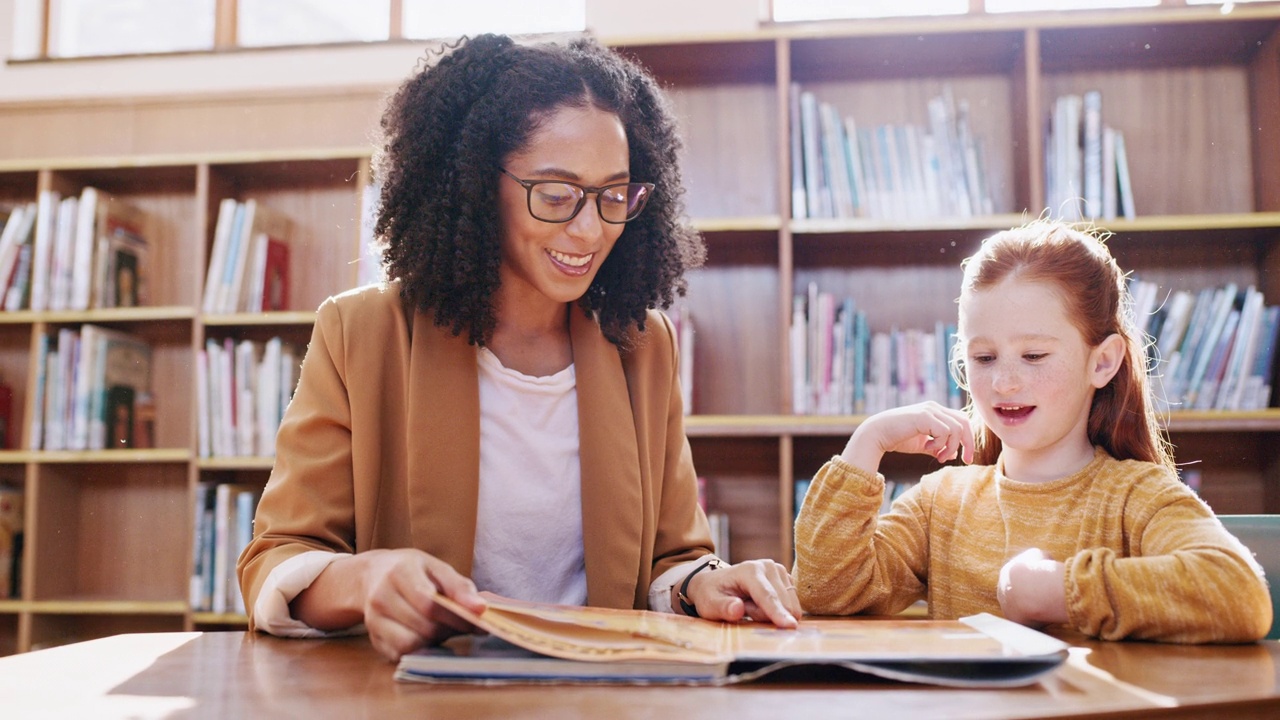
[997,548,1069,627]
[678,558,801,627]
[293,548,486,661]
[841,401,974,473]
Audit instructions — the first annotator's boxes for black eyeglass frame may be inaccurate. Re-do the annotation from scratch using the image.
[499,167,655,224]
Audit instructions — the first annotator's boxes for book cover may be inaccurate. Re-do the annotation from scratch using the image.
[189,481,215,609]
[789,82,807,219]
[28,333,48,450]
[260,237,290,311]
[29,190,59,312]
[799,90,824,219]
[203,198,239,314]
[5,241,34,311]
[0,376,12,450]
[1114,130,1136,220]
[396,593,1068,688]
[105,226,147,308]
[211,481,260,614]
[104,385,135,449]
[50,195,78,310]
[86,326,152,450]
[1081,90,1102,218]
[71,186,99,311]
[0,484,21,599]
[235,201,291,313]
[0,203,36,308]
[793,477,811,521]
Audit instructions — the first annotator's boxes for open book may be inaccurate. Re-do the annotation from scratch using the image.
[395,592,1069,688]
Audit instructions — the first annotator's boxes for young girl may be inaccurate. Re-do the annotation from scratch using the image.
[794,220,1271,643]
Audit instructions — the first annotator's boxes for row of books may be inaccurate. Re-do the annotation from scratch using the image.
[695,477,731,561]
[29,325,154,451]
[0,188,149,313]
[202,198,292,315]
[1130,280,1280,412]
[0,484,20,600]
[1045,91,1135,222]
[190,480,261,614]
[793,476,918,521]
[196,337,300,459]
[791,84,998,221]
[791,285,964,416]
[668,305,694,415]
[1,190,298,315]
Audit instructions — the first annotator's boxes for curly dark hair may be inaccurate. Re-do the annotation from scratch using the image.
[374,33,704,348]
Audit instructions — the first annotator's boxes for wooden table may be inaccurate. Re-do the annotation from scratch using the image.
[2,629,1278,719]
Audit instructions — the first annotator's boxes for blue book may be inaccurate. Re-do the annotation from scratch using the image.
[794,477,812,521]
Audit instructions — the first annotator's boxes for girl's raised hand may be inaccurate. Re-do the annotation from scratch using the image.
[840,401,975,473]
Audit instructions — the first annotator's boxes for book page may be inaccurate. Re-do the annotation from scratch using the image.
[434,592,731,663]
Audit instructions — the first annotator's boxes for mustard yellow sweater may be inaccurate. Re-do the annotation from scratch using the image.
[794,448,1272,643]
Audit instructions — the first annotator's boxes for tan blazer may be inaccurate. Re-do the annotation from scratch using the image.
[238,282,713,626]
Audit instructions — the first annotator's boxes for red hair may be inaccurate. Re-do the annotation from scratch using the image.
[954,220,1173,470]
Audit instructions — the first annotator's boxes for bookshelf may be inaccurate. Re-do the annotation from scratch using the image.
[1,5,1279,654]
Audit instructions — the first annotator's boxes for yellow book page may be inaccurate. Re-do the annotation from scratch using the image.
[432,592,733,664]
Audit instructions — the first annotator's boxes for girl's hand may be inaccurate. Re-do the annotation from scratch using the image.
[678,558,800,628]
[840,401,975,473]
[997,548,1069,627]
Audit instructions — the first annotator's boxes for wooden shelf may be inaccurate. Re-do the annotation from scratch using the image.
[192,611,248,625]
[0,449,191,464]
[0,306,195,324]
[202,311,316,326]
[197,457,276,471]
[691,215,783,233]
[25,600,189,615]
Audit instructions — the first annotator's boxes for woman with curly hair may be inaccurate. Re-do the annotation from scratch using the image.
[238,33,800,661]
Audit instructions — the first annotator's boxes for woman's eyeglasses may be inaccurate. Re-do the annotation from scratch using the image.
[500,167,654,224]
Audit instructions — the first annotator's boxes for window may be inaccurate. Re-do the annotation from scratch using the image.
[237,0,390,47]
[984,0,1159,12]
[772,0,967,21]
[772,0,1212,20]
[49,0,215,57]
[401,0,586,39]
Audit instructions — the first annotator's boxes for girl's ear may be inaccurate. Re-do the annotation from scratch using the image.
[1089,333,1126,389]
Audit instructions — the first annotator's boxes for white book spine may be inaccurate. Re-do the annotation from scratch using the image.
[211,483,232,614]
[1081,91,1103,218]
[70,187,98,311]
[50,196,78,311]
[203,198,238,314]
[29,191,59,312]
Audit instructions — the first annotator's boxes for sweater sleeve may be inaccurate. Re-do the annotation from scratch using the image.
[793,456,930,616]
[1065,481,1273,643]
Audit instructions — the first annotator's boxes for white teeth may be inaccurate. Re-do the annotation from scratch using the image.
[549,249,592,267]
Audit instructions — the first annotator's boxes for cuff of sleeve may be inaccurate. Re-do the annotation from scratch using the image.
[822,455,886,498]
[253,550,366,638]
[648,557,722,614]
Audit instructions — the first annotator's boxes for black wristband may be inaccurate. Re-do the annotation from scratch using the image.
[676,557,724,618]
